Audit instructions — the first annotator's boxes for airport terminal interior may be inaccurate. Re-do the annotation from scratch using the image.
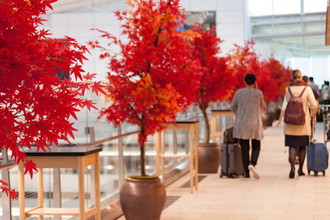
[2,0,330,219]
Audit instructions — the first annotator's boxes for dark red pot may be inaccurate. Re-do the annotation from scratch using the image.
[198,142,220,173]
[119,177,166,220]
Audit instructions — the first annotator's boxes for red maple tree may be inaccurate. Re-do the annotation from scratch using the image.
[1,0,105,199]
[227,41,260,100]
[89,0,202,176]
[227,41,291,106]
[258,57,291,104]
[189,24,235,143]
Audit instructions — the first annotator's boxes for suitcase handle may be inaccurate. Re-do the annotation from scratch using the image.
[226,143,229,175]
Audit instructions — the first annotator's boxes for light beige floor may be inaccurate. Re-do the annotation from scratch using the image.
[161,122,330,220]
[118,122,330,220]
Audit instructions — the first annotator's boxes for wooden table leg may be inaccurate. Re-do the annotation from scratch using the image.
[194,124,199,191]
[95,153,101,220]
[18,163,25,220]
[211,114,216,143]
[78,157,85,219]
[38,168,44,220]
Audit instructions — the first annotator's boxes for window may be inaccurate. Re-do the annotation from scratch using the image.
[249,0,326,16]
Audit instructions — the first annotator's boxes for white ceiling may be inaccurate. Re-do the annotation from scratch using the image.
[47,0,118,13]
[46,0,330,58]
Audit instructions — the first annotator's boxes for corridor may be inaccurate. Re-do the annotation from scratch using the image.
[160,122,330,220]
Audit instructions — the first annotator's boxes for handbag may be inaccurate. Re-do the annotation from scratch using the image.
[223,127,238,144]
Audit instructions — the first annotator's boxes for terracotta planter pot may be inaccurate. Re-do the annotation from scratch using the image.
[119,177,166,220]
[198,142,220,173]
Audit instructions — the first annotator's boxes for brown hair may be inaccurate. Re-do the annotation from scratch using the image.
[302,75,309,83]
[292,69,302,80]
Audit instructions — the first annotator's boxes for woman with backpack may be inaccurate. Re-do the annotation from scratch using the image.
[277,69,317,178]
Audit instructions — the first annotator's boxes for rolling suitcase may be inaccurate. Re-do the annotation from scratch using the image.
[220,143,244,178]
[306,140,329,176]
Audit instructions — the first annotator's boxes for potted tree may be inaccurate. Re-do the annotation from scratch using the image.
[227,41,291,127]
[189,24,235,173]
[258,57,291,123]
[0,0,104,198]
[89,0,202,219]
[227,41,261,97]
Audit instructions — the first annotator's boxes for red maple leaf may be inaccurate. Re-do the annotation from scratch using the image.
[83,72,97,81]
[24,160,38,179]
[0,0,105,198]
[91,81,106,95]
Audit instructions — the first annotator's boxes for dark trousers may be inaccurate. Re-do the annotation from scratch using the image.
[239,139,261,175]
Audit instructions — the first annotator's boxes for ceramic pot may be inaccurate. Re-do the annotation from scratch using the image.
[198,142,220,173]
[119,177,166,220]
[262,112,274,128]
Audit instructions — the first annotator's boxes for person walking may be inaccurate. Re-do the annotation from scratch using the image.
[231,73,265,179]
[277,70,317,178]
[303,76,319,100]
[308,76,320,98]
[320,81,330,104]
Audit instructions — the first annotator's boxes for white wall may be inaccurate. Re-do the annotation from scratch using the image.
[181,0,247,53]
[48,12,122,81]
[46,0,248,81]
[215,0,248,53]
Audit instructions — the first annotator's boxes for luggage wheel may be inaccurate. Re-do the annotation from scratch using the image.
[323,171,326,176]
[308,170,310,175]
[220,174,223,178]
[314,172,318,176]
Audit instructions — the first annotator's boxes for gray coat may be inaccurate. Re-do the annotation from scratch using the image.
[231,88,264,140]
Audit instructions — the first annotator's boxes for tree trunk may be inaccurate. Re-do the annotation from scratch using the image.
[139,125,146,176]
[140,142,146,176]
[199,101,210,144]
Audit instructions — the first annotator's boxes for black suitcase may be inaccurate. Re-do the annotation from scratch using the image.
[220,143,244,178]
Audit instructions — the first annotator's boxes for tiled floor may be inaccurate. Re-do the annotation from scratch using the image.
[160,122,330,220]
[117,122,330,220]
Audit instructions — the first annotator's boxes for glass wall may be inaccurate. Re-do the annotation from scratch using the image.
[286,55,330,89]
[248,0,326,16]
[249,0,329,89]
[0,99,237,218]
